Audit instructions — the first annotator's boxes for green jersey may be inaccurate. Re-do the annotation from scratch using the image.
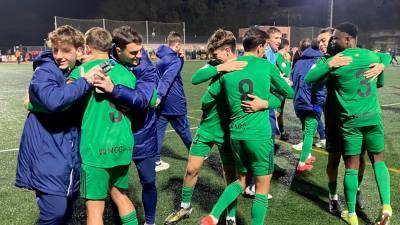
[193,62,283,142]
[307,48,384,128]
[207,55,294,140]
[276,52,291,77]
[69,59,136,168]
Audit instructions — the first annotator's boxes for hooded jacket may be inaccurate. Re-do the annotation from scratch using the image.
[109,46,159,159]
[15,50,90,197]
[155,45,186,116]
[291,47,327,114]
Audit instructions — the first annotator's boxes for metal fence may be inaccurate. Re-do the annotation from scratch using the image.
[55,16,185,45]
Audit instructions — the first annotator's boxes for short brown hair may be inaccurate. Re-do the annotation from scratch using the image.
[112,26,143,50]
[206,29,236,55]
[266,27,281,39]
[47,25,84,49]
[85,27,112,52]
[167,31,182,46]
[243,27,267,52]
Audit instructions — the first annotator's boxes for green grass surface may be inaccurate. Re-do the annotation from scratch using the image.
[0,62,399,225]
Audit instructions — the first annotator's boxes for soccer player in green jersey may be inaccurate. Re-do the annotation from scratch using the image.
[201,27,294,225]
[164,29,281,225]
[69,27,139,225]
[306,22,392,225]
[275,37,292,141]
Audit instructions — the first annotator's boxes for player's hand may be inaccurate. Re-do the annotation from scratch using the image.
[93,73,114,93]
[155,98,161,107]
[328,54,352,68]
[23,91,30,110]
[80,66,103,85]
[216,61,248,72]
[364,63,384,80]
[241,94,268,112]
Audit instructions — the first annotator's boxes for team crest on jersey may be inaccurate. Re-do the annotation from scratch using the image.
[281,62,287,68]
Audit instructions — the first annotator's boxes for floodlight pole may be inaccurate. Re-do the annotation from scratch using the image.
[183,22,186,45]
[146,20,149,45]
[54,16,57,29]
[329,0,334,27]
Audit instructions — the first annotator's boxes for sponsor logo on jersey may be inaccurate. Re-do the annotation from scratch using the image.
[99,146,129,155]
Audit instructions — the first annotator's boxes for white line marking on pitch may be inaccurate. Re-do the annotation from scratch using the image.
[382,103,400,107]
[0,148,19,153]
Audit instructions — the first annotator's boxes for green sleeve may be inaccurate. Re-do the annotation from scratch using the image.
[192,64,218,85]
[267,93,282,109]
[27,101,50,113]
[149,88,158,108]
[377,73,385,88]
[376,52,391,67]
[68,67,81,80]
[269,64,294,99]
[207,76,222,97]
[375,52,389,88]
[304,58,331,84]
[276,53,291,77]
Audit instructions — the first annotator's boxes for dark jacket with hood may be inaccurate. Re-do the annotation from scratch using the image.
[291,47,327,115]
[155,45,186,116]
[15,50,90,197]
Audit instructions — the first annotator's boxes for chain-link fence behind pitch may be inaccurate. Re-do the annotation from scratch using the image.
[55,16,184,44]
[289,26,322,47]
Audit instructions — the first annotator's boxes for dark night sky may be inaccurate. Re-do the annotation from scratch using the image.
[0,0,398,50]
[0,0,103,49]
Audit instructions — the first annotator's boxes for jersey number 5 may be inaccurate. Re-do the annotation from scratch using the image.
[356,69,371,97]
[239,79,254,101]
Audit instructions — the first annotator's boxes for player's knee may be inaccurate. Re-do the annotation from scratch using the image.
[38,204,68,225]
[140,177,156,191]
[186,165,200,178]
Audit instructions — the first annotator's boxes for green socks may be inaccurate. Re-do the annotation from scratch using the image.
[121,210,138,225]
[300,116,318,162]
[211,181,243,220]
[226,199,238,218]
[373,161,391,205]
[251,194,268,225]
[328,181,338,197]
[181,186,194,208]
[344,169,359,214]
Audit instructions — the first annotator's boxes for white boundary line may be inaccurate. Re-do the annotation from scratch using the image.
[0,127,200,153]
[382,103,400,107]
[0,148,18,153]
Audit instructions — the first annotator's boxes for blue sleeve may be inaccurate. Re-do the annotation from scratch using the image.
[111,49,157,111]
[156,57,183,100]
[29,65,91,112]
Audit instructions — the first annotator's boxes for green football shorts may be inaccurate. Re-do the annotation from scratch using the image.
[189,131,235,166]
[80,164,131,200]
[230,138,274,176]
[341,123,384,156]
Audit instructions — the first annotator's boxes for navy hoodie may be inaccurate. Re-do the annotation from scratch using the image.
[15,50,90,197]
[155,45,187,116]
[109,46,159,159]
[291,47,327,114]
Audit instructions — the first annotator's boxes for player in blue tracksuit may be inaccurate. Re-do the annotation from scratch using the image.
[155,32,192,171]
[291,43,327,172]
[15,26,92,225]
[105,26,159,225]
